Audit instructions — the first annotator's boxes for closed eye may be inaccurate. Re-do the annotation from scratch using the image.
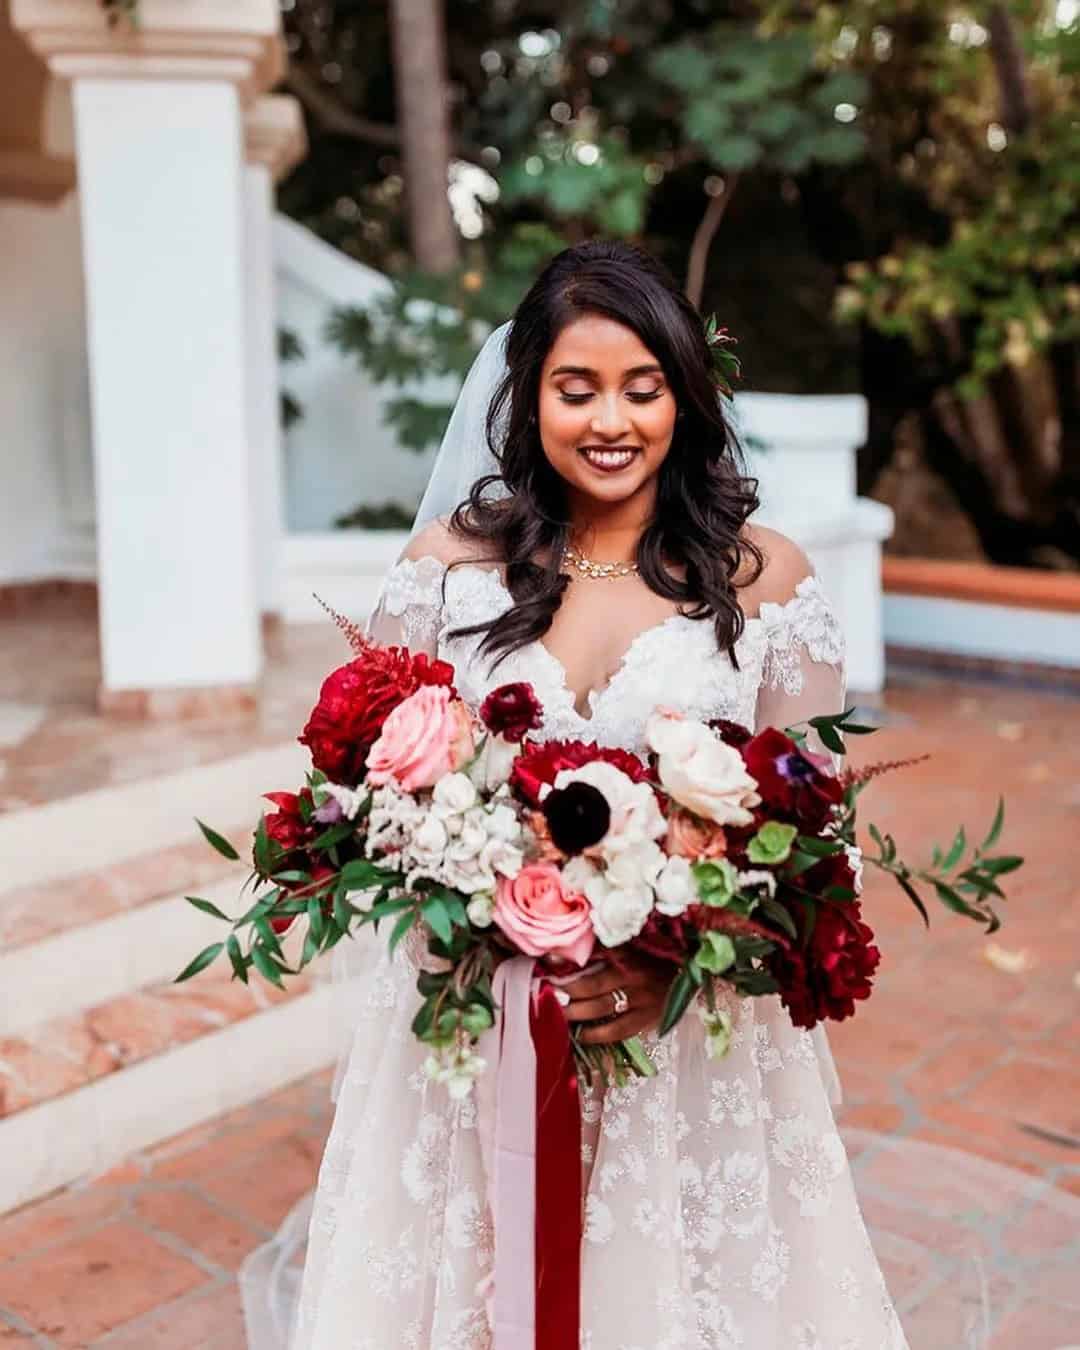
[558,392,664,405]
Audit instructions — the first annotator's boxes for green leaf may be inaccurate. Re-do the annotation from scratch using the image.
[709,134,763,173]
[253,914,284,958]
[226,934,249,983]
[195,819,239,862]
[941,826,967,872]
[175,941,224,983]
[253,815,275,874]
[185,895,230,923]
[307,897,325,947]
[793,835,844,858]
[421,896,453,946]
[759,896,798,940]
[311,820,355,851]
[980,797,1005,852]
[389,907,417,955]
[659,967,696,1037]
[896,875,930,927]
[251,943,286,989]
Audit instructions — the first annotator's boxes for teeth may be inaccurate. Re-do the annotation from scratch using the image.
[581,449,636,468]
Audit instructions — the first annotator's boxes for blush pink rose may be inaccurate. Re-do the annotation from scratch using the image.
[365,685,475,792]
[494,862,595,968]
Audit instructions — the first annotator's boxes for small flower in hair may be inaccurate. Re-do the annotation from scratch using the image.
[703,314,741,397]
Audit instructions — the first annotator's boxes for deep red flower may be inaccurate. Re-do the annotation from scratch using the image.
[768,899,880,1029]
[510,738,651,808]
[298,647,455,787]
[480,682,543,741]
[742,726,843,833]
[263,790,315,858]
[707,717,753,748]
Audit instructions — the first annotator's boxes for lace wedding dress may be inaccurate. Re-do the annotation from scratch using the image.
[287,538,911,1350]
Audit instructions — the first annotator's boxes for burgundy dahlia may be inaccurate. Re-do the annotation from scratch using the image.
[480,681,543,742]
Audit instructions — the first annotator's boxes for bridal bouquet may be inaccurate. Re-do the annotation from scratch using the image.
[178,614,1020,1094]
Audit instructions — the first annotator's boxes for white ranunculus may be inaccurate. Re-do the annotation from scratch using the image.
[562,854,602,895]
[413,813,449,858]
[586,874,654,947]
[480,837,523,880]
[655,855,696,917]
[485,802,521,843]
[735,868,778,899]
[605,838,665,891]
[844,843,864,896]
[433,772,478,813]
[468,733,519,792]
[467,894,495,928]
[324,782,369,820]
[646,710,761,826]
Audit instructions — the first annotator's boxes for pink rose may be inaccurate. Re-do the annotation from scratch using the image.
[494,862,595,968]
[365,685,475,792]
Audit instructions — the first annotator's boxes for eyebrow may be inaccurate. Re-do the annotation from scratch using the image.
[549,363,664,379]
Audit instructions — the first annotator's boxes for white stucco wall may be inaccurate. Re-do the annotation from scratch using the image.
[0,192,94,583]
[275,215,453,531]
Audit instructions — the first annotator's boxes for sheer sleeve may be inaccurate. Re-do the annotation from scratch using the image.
[365,554,447,655]
[753,572,847,767]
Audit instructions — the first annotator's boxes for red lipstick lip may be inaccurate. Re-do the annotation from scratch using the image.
[577,445,639,454]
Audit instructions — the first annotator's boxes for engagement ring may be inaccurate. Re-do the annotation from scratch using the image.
[612,987,630,1016]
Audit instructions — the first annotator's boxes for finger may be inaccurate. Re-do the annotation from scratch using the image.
[561,965,647,1002]
[565,992,636,1023]
[576,1009,657,1045]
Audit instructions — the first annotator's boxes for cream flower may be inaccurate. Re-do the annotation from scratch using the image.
[647,710,761,826]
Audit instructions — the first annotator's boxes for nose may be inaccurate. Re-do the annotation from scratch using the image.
[588,392,631,440]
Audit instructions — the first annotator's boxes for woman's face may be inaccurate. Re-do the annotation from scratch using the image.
[536,314,678,512]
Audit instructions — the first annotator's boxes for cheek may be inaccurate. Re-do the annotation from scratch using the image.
[537,395,587,453]
[638,401,678,454]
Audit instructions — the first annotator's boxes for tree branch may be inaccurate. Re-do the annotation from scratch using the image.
[685,174,740,309]
[284,65,486,166]
[986,4,1035,136]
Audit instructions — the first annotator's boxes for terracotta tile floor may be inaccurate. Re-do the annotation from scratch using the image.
[1,602,1078,1346]
[0,600,344,815]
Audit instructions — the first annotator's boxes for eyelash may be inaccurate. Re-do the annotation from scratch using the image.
[558,392,663,405]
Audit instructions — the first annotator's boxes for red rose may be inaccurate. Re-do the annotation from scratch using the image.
[768,899,880,1029]
[510,738,651,808]
[480,682,543,741]
[742,727,843,833]
[299,647,455,787]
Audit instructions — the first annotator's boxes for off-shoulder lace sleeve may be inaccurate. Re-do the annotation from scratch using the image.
[753,572,847,764]
[365,555,447,656]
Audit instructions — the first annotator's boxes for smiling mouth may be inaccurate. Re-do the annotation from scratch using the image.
[578,446,639,472]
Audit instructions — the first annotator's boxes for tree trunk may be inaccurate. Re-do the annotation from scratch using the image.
[986,4,1035,135]
[388,0,459,272]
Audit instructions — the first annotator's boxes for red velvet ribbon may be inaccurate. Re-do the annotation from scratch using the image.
[531,981,582,1350]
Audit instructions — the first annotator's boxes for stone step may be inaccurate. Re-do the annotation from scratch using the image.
[0,741,307,896]
[0,963,337,1215]
[0,741,309,1034]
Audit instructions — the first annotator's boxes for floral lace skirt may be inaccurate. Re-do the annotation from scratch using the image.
[289,946,909,1350]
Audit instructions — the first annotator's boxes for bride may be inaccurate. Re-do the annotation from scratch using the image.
[283,239,909,1348]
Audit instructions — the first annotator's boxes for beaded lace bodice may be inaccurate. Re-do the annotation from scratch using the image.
[369,555,846,754]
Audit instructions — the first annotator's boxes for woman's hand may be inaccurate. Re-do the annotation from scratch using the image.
[561,951,674,1045]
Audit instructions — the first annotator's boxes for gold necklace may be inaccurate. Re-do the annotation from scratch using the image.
[565,544,639,580]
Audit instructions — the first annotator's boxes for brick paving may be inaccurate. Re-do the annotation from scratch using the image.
[0,667,1078,1347]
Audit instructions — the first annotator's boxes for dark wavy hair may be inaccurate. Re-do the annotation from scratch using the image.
[448,239,763,667]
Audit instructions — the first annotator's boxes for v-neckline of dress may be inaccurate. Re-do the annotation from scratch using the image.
[444,561,767,727]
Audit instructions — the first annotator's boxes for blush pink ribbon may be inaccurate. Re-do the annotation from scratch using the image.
[476,956,585,1350]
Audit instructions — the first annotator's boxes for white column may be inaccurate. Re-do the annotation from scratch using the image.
[74,77,260,698]
[13,1,287,713]
[244,95,306,621]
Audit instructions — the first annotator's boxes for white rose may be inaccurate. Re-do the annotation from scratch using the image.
[646,710,761,826]
[433,772,478,813]
[655,855,696,917]
[467,894,495,927]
